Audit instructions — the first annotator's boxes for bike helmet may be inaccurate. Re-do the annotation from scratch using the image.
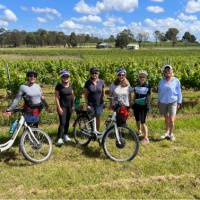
[138,70,148,76]
[26,70,38,77]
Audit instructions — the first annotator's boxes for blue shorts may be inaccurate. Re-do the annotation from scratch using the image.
[90,104,104,117]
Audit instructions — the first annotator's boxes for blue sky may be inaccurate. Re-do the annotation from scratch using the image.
[1,0,200,39]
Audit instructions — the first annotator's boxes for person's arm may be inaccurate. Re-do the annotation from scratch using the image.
[128,86,133,108]
[71,89,75,111]
[55,90,63,115]
[39,86,49,110]
[109,84,114,109]
[7,85,24,111]
[84,88,89,106]
[157,81,161,107]
[146,85,151,111]
[177,80,182,108]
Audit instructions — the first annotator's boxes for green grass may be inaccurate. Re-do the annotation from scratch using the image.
[0,114,200,198]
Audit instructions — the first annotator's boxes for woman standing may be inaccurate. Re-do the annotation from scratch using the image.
[84,67,105,131]
[158,64,182,141]
[132,70,151,144]
[109,68,131,127]
[55,69,74,146]
[6,70,48,127]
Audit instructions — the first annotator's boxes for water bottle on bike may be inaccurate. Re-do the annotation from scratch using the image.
[9,120,18,135]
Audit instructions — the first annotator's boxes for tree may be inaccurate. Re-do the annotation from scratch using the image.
[115,29,134,48]
[136,32,149,47]
[69,32,77,47]
[154,30,160,46]
[190,34,196,43]
[26,32,37,47]
[165,28,179,47]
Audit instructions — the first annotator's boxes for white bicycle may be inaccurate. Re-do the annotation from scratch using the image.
[1,108,52,163]
[73,104,139,162]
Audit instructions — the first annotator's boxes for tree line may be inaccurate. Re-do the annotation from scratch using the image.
[0,27,198,48]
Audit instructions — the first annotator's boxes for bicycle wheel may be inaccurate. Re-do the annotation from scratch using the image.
[102,126,139,162]
[73,115,92,146]
[20,128,52,164]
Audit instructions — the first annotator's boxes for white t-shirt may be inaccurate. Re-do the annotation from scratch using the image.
[109,83,132,107]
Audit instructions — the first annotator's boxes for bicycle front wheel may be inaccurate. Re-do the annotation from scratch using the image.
[73,115,92,146]
[103,126,139,162]
[20,128,52,163]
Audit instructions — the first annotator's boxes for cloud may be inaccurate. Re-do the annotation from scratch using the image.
[37,17,48,23]
[0,4,6,10]
[60,20,83,30]
[150,0,164,2]
[3,9,17,22]
[103,17,125,27]
[20,6,28,11]
[0,6,17,27]
[32,7,61,17]
[178,12,197,21]
[185,0,200,13]
[0,19,8,26]
[146,6,164,13]
[72,15,102,23]
[74,0,138,14]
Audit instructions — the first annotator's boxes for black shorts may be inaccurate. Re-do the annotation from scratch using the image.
[133,104,148,124]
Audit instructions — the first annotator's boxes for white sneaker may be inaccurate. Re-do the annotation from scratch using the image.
[57,138,64,145]
[168,134,175,141]
[64,135,71,142]
[161,132,169,139]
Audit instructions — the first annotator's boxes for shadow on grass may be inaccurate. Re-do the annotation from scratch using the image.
[149,136,165,143]
[0,150,34,167]
[80,145,105,159]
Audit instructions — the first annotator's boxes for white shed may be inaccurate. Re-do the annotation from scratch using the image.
[127,43,139,50]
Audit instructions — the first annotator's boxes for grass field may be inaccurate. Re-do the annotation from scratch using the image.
[0,113,200,199]
[0,47,200,198]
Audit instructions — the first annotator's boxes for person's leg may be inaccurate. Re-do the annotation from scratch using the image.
[95,104,103,131]
[168,115,176,135]
[64,107,72,136]
[57,108,67,140]
[164,114,170,134]
[134,106,142,135]
[168,102,177,136]
[141,109,148,139]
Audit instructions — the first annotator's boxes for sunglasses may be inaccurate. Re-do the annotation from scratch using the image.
[62,75,69,78]
[139,76,146,79]
[91,72,99,75]
[118,73,125,77]
[28,74,37,78]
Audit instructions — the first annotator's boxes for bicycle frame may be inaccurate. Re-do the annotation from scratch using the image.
[0,115,40,152]
[82,110,122,145]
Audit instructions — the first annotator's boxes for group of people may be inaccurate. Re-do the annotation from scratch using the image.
[5,64,182,146]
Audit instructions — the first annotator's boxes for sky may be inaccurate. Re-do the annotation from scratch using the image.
[1,0,200,40]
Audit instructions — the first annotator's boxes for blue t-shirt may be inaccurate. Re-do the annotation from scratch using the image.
[84,79,104,106]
